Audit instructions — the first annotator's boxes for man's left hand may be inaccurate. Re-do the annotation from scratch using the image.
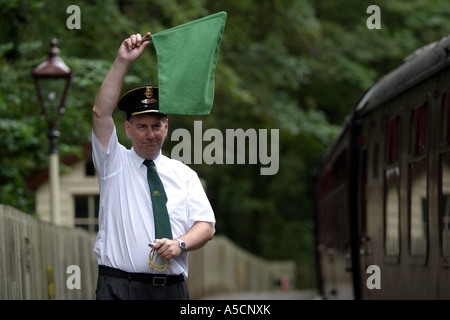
[153,238,182,260]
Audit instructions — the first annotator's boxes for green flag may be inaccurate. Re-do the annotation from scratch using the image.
[151,11,227,115]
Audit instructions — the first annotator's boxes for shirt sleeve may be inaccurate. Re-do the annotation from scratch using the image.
[187,171,216,232]
[91,126,120,179]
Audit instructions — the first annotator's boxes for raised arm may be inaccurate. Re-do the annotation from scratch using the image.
[92,32,151,149]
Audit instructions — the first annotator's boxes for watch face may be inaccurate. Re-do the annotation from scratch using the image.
[178,239,186,250]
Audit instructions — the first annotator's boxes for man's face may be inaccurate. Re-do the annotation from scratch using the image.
[125,114,168,160]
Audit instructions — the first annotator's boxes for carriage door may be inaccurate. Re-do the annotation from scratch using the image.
[358,119,379,299]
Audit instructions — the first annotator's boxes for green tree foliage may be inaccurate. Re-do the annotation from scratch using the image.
[2,0,450,287]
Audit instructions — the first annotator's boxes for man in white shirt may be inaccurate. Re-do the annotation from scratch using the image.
[92,32,215,300]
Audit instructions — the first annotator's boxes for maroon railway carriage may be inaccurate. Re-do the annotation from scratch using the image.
[314,34,450,299]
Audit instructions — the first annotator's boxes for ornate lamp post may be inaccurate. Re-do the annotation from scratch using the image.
[32,38,73,225]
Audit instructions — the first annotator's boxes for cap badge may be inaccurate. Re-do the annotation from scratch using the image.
[141,98,158,104]
[145,86,153,98]
[141,86,158,104]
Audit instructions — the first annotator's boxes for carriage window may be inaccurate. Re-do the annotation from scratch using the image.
[440,154,450,258]
[386,117,399,164]
[411,104,427,156]
[409,104,428,257]
[384,116,400,257]
[409,160,427,256]
[385,167,400,256]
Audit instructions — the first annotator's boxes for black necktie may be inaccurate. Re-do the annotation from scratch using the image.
[143,160,173,239]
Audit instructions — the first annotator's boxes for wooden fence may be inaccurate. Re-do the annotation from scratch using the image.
[0,204,296,299]
[0,204,97,299]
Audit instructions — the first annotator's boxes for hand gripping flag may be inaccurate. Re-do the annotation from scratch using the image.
[151,11,227,115]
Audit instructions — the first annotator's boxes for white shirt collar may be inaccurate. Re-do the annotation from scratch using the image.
[130,147,163,169]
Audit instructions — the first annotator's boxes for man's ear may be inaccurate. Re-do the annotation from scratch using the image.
[125,120,132,139]
[163,118,169,141]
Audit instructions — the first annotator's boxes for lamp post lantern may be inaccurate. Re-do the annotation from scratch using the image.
[32,38,73,225]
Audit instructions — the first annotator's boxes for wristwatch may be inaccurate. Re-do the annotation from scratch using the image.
[176,238,187,253]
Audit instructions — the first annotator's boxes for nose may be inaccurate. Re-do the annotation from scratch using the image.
[146,128,156,139]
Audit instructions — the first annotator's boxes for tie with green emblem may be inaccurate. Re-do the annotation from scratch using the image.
[143,160,173,239]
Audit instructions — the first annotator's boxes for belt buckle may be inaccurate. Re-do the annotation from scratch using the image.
[153,276,166,286]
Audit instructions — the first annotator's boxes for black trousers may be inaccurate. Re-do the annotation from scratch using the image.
[95,265,190,300]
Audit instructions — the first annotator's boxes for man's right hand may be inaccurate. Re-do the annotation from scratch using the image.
[116,32,151,66]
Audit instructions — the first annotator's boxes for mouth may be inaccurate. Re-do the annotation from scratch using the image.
[143,140,158,147]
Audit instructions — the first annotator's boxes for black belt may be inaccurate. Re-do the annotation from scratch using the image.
[98,265,184,286]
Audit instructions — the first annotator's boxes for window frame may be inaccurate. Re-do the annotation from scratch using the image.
[407,103,429,265]
[383,115,401,263]
[74,194,99,233]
